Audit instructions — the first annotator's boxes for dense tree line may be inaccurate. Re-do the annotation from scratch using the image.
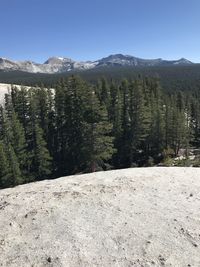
[0,75,200,189]
[1,64,200,93]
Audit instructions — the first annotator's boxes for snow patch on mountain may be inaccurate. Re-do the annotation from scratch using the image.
[0,54,194,74]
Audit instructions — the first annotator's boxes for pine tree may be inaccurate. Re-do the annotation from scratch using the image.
[34,124,52,180]
[25,88,52,180]
[10,112,28,178]
[118,79,131,167]
[166,97,188,156]
[190,97,200,148]
[54,79,68,175]
[0,142,11,188]
[64,76,87,173]
[46,87,56,157]
[0,105,23,186]
[109,82,122,166]
[11,86,29,136]
[145,79,164,159]
[128,79,150,165]
[83,87,115,172]
[99,78,110,108]
[34,85,50,138]
[6,143,23,186]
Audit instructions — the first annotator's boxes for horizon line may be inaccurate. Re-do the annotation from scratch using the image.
[0,54,199,64]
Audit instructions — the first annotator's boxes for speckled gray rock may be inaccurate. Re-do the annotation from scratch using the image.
[0,167,200,267]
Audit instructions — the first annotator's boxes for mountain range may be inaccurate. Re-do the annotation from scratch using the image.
[0,54,194,74]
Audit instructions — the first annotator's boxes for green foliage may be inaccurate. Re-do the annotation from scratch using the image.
[174,158,192,167]
[83,92,115,171]
[1,64,200,94]
[34,124,52,179]
[162,156,174,167]
[192,156,200,167]
[0,142,11,188]
[6,143,22,186]
[0,74,200,190]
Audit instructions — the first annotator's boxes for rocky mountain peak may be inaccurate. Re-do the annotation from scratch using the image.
[0,54,194,74]
[44,57,74,65]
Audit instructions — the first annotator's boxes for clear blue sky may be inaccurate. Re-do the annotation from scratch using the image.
[1,0,200,63]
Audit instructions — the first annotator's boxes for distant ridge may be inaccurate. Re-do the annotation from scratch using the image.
[0,54,193,74]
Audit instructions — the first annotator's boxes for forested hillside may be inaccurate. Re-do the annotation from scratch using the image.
[1,64,200,93]
[0,75,200,189]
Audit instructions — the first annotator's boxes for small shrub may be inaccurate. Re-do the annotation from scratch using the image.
[175,158,192,167]
[147,156,154,167]
[162,156,174,167]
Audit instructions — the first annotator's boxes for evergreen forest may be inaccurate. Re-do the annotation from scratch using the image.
[1,75,200,189]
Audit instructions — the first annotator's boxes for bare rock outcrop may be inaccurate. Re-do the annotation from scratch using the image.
[0,167,200,266]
